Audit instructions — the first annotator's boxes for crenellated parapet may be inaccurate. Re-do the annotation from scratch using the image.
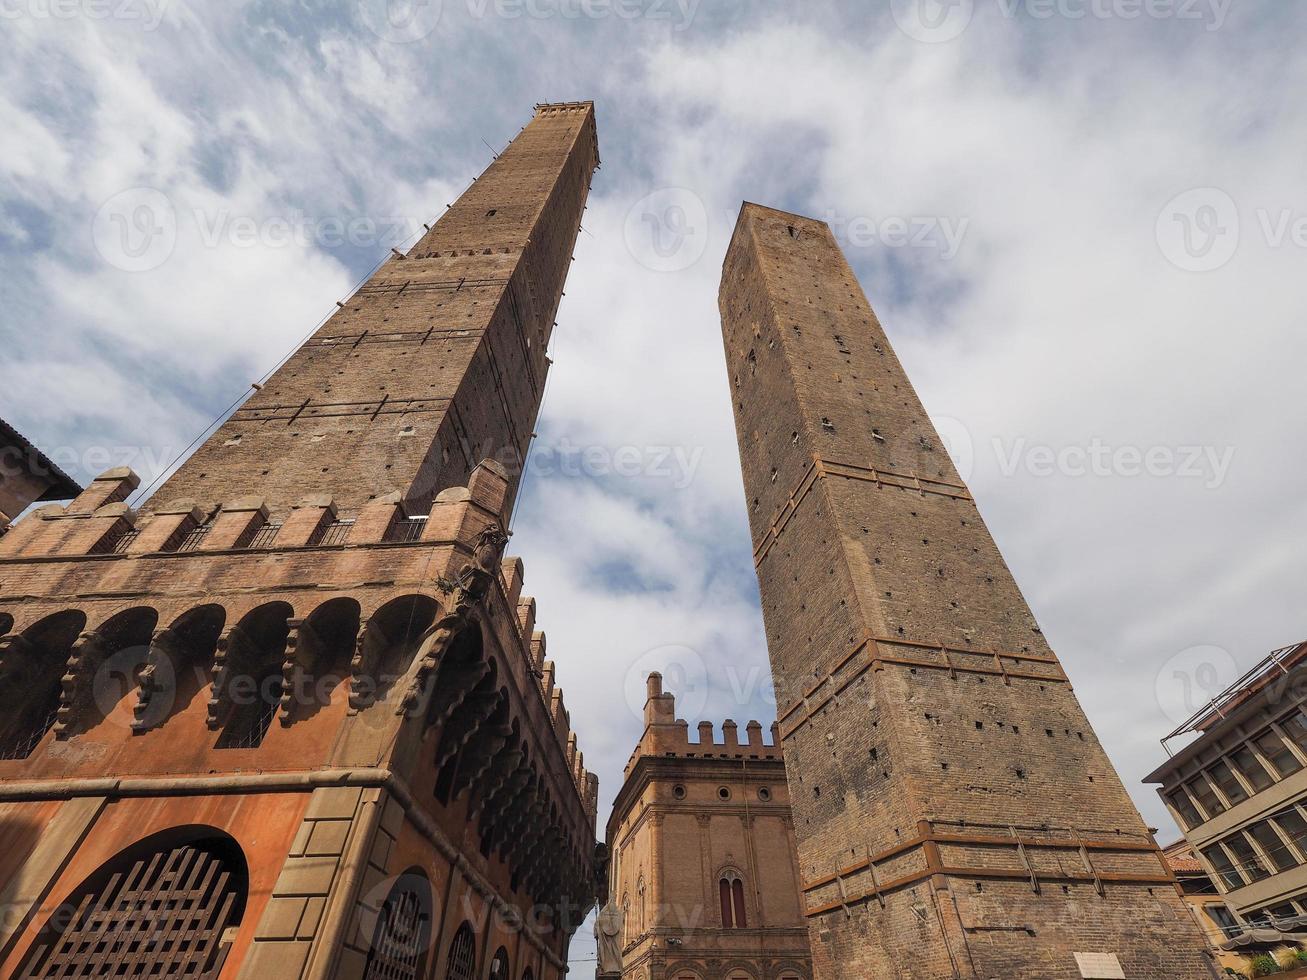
[624,672,783,780]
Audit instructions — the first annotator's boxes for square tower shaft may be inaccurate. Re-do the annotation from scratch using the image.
[158,102,598,518]
[719,204,1213,979]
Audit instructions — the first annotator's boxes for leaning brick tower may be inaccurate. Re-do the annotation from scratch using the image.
[718,204,1215,979]
[0,102,599,980]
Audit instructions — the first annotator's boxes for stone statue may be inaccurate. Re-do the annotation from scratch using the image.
[594,903,624,977]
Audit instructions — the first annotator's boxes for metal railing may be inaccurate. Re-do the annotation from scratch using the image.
[174,525,212,553]
[247,523,283,549]
[313,519,356,547]
[387,515,428,543]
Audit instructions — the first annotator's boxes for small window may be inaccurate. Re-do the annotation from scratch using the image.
[1201,845,1244,890]
[445,922,477,980]
[758,787,772,802]
[1224,833,1269,882]
[486,209,497,217]
[1257,727,1304,776]
[672,785,687,800]
[1206,759,1247,805]
[1273,807,1307,856]
[1166,789,1203,831]
[718,787,732,801]
[1207,903,1242,940]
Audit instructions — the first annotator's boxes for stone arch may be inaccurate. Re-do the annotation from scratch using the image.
[769,962,809,980]
[133,603,226,733]
[0,610,85,759]
[473,717,526,857]
[17,825,248,979]
[718,866,748,929]
[280,596,360,726]
[361,868,433,980]
[349,594,440,711]
[209,601,293,749]
[56,605,159,739]
[0,612,12,638]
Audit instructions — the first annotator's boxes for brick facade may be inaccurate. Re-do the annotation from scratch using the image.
[606,674,813,980]
[0,103,600,980]
[717,203,1217,979]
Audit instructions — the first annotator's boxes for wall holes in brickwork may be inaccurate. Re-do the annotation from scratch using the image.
[717,787,732,801]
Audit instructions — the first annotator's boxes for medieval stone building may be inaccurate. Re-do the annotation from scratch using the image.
[0,102,599,980]
[717,203,1217,979]
[604,674,812,980]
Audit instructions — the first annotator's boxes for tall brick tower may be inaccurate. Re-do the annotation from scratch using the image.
[0,102,599,980]
[718,204,1215,979]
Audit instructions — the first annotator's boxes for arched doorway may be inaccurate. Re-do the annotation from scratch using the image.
[362,869,433,980]
[17,827,248,978]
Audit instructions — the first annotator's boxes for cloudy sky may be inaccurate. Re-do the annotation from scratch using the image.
[2,0,1304,966]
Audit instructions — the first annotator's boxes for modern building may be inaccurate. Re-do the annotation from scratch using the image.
[1147,641,1307,943]
[717,204,1216,979]
[0,102,600,980]
[0,418,80,531]
[603,674,812,980]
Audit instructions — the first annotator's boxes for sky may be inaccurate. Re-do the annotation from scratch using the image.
[1,0,1305,969]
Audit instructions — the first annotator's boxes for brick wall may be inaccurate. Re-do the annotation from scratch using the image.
[718,203,1216,979]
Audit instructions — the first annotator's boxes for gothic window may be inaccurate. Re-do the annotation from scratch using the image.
[362,870,433,980]
[488,947,511,980]
[445,922,477,980]
[719,869,747,928]
[17,831,247,979]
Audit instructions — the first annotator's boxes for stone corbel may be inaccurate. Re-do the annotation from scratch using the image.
[206,624,252,729]
[54,630,111,739]
[397,613,465,717]
[278,617,321,727]
[133,627,180,733]
[348,617,392,712]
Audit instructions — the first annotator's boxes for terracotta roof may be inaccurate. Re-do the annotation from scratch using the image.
[0,418,81,501]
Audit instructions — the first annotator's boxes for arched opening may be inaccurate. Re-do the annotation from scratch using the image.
[283,597,360,726]
[61,606,158,738]
[134,604,226,733]
[212,602,292,750]
[521,969,535,980]
[445,921,477,980]
[422,624,485,730]
[17,826,248,979]
[432,646,501,806]
[0,613,13,637]
[0,610,85,760]
[489,946,510,980]
[351,595,440,710]
[361,868,433,980]
[719,869,747,928]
